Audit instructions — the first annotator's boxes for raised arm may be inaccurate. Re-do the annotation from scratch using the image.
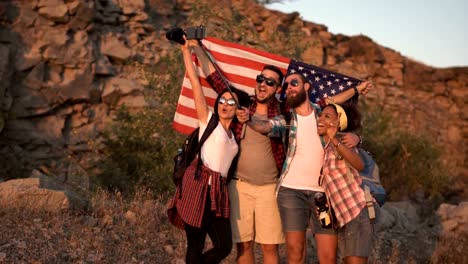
[329,81,373,104]
[191,43,217,78]
[181,39,209,124]
[191,41,250,106]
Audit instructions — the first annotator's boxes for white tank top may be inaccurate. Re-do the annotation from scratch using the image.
[281,111,324,191]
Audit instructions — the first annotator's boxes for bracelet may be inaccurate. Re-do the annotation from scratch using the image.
[334,141,342,148]
[353,86,359,95]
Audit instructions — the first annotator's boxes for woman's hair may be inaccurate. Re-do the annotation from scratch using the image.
[325,102,362,132]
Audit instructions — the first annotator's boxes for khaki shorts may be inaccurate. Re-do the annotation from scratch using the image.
[228,180,284,244]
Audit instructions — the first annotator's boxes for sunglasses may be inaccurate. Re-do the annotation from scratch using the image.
[283,79,300,88]
[256,75,278,87]
[218,97,237,106]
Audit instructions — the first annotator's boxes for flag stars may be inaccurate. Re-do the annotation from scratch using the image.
[339,85,344,90]
[298,66,304,71]
[347,81,352,86]
[311,70,316,74]
[335,78,340,83]
[331,89,336,95]
[327,81,332,86]
[315,77,320,82]
[319,85,325,90]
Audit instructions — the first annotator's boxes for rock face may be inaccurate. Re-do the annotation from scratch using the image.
[0,0,466,193]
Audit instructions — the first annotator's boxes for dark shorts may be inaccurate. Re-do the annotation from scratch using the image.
[277,186,336,235]
[338,204,380,258]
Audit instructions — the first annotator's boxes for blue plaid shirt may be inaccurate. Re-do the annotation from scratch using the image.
[268,103,323,194]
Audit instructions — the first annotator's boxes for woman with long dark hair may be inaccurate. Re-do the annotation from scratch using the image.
[167,37,240,263]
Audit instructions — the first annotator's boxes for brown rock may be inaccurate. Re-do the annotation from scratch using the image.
[100,34,132,62]
[38,4,69,23]
[119,0,145,15]
[0,176,87,212]
[68,1,94,30]
[95,56,116,76]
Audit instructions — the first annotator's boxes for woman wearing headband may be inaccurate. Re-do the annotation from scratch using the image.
[317,102,378,264]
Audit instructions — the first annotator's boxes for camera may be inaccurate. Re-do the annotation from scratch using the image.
[165,26,207,45]
[186,25,206,40]
[314,192,333,228]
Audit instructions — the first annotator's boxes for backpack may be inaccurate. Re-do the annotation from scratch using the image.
[172,115,218,185]
[358,148,386,207]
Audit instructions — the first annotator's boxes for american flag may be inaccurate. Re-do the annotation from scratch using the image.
[173,37,361,134]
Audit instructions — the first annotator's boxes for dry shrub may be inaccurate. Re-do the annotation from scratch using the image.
[431,229,468,264]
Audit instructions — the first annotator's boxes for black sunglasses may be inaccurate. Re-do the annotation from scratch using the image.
[218,97,237,106]
[282,79,300,90]
[256,75,278,87]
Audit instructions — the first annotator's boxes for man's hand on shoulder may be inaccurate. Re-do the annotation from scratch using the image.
[341,133,361,148]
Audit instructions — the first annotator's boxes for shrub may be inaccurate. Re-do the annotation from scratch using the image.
[94,52,186,195]
[360,102,451,204]
[94,106,172,194]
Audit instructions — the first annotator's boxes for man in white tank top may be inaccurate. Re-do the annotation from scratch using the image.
[238,72,372,263]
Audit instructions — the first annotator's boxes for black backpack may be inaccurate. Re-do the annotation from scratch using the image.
[172,115,218,185]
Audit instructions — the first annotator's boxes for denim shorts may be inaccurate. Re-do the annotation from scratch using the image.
[338,204,379,258]
[277,186,336,235]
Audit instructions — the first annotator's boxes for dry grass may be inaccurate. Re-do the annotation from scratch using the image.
[3,188,464,264]
[0,189,186,263]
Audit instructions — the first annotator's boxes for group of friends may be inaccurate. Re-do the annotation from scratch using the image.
[167,37,378,264]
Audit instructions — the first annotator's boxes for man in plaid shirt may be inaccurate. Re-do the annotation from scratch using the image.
[191,43,286,263]
[237,72,371,263]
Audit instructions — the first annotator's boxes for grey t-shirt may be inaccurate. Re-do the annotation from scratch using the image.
[236,113,278,185]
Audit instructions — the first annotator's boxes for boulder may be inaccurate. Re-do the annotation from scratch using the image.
[38,4,69,23]
[0,174,88,212]
[100,34,132,62]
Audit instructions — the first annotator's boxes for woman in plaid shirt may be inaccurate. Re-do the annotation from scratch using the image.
[167,38,241,264]
[317,102,378,264]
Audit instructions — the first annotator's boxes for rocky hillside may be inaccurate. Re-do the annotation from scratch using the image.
[0,1,466,190]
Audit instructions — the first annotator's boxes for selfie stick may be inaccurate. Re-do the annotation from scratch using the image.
[198,40,242,109]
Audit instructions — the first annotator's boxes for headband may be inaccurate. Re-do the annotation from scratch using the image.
[330,103,348,131]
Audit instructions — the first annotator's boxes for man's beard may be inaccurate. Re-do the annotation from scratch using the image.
[286,88,307,108]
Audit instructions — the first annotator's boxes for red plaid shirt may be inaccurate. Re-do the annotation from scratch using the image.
[206,72,285,174]
[167,158,230,229]
[321,142,366,227]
